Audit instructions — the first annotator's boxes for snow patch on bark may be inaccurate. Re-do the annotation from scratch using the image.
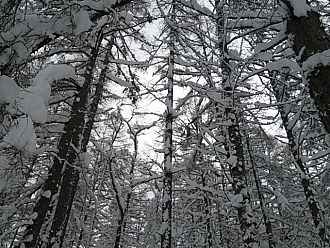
[288,0,311,17]
[302,49,330,74]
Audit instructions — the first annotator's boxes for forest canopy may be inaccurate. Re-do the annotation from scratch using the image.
[1,0,330,247]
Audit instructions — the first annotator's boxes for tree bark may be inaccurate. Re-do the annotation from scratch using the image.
[15,33,103,248]
[215,1,258,246]
[283,0,330,134]
[201,173,213,248]
[160,0,175,247]
[46,33,110,248]
[245,130,275,248]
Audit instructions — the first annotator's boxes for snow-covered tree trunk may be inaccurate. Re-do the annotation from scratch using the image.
[245,130,275,248]
[112,121,142,248]
[215,1,258,246]
[270,74,329,245]
[282,0,330,134]
[110,153,126,248]
[46,33,108,248]
[160,0,176,247]
[200,173,213,247]
[15,34,103,248]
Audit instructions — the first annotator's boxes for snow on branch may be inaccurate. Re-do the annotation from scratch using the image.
[254,27,287,54]
[0,64,76,155]
[0,76,19,108]
[107,73,133,87]
[302,49,330,75]
[177,0,213,17]
[1,116,37,154]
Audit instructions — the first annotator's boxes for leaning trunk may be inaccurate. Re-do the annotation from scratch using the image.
[46,34,111,248]
[270,74,328,244]
[14,35,102,248]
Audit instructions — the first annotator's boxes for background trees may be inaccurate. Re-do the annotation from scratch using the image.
[1,0,330,247]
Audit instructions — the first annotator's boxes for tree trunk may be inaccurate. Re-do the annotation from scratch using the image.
[15,33,104,248]
[113,121,141,248]
[283,0,330,134]
[160,0,175,247]
[245,130,275,248]
[215,1,258,246]
[270,74,328,245]
[201,173,213,247]
[46,34,110,248]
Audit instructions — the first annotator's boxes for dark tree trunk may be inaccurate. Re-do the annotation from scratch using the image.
[109,156,126,248]
[113,119,141,248]
[74,44,112,248]
[46,33,109,248]
[281,3,330,243]
[215,1,258,246]
[201,173,213,248]
[15,34,103,248]
[245,131,275,248]
[283,1,330,134]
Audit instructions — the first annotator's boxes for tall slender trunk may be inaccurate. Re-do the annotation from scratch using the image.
[75,41,114,248]
[160,0,175,247]
[45,32,107,248]
[215,1,258,246]
[15,33,102,248]
[201,173,213,247]
[270,75,328,245]
[113,122,140,248]
[46,35,114,248]
[114,217,125,248]
[16,31,106,248]
[245,131,275,248]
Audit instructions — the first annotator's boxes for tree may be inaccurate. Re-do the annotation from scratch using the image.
[281,0,330,133]
[4,1,148,247]
[156,0,176,246]
[2,0,330,247]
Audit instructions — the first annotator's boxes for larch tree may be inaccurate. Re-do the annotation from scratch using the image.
[157,0,176,246]
[281,0,330,133]
[2,0,330,247]
[0,1,147,248]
